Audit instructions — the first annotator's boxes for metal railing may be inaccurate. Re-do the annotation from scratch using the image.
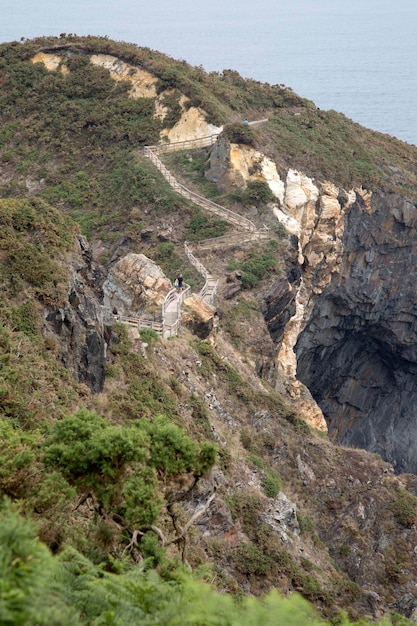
[161,284,191,338]
[113,282,191,338]
[113,314,164,334]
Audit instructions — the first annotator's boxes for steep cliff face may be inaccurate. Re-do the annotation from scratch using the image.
[265,172,417,473]
[206,133,417,469]
[295,191,417,474]
[44,236,111,393]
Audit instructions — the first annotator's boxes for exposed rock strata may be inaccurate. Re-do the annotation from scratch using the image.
[296,191,417,474]
[44,236,111,392]
[103,253,171,317]
[207,133,417,463]
[206,135,284,200]
[207,136,328,431]
[266,172,417,464]
[183,293,215,339]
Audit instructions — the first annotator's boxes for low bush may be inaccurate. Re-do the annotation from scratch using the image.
[185,207,227,241]
[228,239,281,288]
[243,179,275,205]
[222,122,256,147]
[391,487,417,527]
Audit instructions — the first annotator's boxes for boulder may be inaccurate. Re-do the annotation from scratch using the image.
[223,283,241,300]
[103,253,171,317]
[183,294,215,339]
[262,492,300,544]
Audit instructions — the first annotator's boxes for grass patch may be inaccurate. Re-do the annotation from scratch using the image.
[185,207,228,241]
[227,239,281,288]
[391,487,417,527]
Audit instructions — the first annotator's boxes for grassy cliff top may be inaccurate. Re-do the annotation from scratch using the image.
[1,34,417,239]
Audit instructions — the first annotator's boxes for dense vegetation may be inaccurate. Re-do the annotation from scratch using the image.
[2,35,417,624]
[3,500,373,626]
[1,34,417,239]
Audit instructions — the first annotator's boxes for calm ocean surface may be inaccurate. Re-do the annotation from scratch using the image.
[1,0,417,146]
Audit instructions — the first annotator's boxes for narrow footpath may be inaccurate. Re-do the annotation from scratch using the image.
[118,125,271,337]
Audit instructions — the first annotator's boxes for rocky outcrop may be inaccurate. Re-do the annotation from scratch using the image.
[44,236,111,392]
[90,54,158,98]
[262,492,300,544]
[31,51,68,74]
[206,135,284,200]
[295,191,417,474]
[209,129,417,469]
[183,293,216,339]
[161,94,222,144]
[103,253,171,317]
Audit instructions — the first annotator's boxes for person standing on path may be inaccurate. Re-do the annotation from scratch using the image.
[177,274,183,291]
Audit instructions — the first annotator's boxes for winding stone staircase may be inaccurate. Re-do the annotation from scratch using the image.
[117,130,270,338]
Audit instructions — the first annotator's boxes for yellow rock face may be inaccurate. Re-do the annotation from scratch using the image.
[274,172,363,433]
[183,293,214,323]
[161,100,222,144]
[90,54,158,98]
[31,51,221,143]
[228,144,284,200]
[31,52,68,75]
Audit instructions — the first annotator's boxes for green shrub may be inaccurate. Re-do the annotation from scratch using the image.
[42,409,149,510]
[141,414,216,478]
[297,512,316,535]
[243,180,275,206]
[0,500,78,625]
[139,530,166,566]
[391,487,417,527]
[185,207,227,241]
[139,327,159,344]
[340,544,351,558]
[248,453,282,497]
[227,492,263,538]
[228,239,281,289]
[222,122,256,147]
[10,302,39,337]
[43,409,215,521]
[261,472,282,498]
[235,541,273,576]
[120,467,163,526]
[0,420,37,497]
[152,242,183,281]
[159,91,183,129]
[31,471,76,515]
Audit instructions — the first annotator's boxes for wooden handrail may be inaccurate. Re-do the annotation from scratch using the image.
[144,146,258,232]
[114,128,272,337]
[184,242,218,305]
[148,133,220,154]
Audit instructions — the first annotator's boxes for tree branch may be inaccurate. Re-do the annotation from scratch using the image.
[166,491,216,547]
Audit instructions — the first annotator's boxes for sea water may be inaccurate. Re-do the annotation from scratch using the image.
[1,0,417,145]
